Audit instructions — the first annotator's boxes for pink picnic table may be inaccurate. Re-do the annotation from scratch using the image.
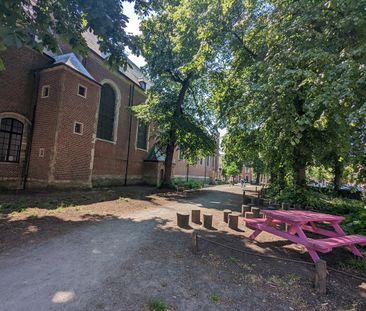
[247,210,366,262]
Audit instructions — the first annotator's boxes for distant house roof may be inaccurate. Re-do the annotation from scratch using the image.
[82,30,151,89]
[53,53,96,82]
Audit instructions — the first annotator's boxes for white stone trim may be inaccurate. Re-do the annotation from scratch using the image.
[135,119,149,152]
[96,79,121,143]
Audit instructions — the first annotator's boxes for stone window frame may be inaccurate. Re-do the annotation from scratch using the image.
[0,117,24,163]
[135,119,149,152]
[96,79,121,144]
[41,85,50,98]
[77,84,88,98]
[0,113,30,165]
[39,148,45,158]
[73,121,84,135]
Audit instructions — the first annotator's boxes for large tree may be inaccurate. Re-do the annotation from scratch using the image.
[214,0,366,189]
[0,0,151,69]
[134,0,221,187]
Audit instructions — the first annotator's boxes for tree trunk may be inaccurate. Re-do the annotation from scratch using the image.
[255,172,260,185]
[334,159,343,193]
[161,77,191,187]
[162,140,176,188]
[293,142,307,187]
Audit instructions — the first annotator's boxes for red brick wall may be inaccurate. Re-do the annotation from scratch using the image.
[0,47,51,188]
[83,54,150,185]
[173,151,218,181]
[27,68,63,183]
[0,47,51,119]
[28,66,100,187]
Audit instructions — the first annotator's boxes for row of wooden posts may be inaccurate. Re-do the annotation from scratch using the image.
[177,209,243,230]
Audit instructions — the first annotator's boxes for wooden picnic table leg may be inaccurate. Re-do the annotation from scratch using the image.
[295,225,321,263]
[248,217,274,240]
[332,223,364,258]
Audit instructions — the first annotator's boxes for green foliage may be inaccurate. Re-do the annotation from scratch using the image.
[147,299,168,311]
[338,258,366,273]
[266,185,366,235]
[213,0,366,189]
[0,0,149,68]
[223,162,240,177]
[208,294,221,304]
[135,0,219,185]
[174,178,202,190]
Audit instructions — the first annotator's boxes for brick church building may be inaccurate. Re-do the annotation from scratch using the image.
[0,33,219,189]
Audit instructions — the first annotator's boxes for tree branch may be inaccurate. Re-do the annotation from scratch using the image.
[233,32,257,60]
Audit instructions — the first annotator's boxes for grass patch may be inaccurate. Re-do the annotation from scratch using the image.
[338,258,366,273]
[0,201,29,213]
[118,196,130,202]
[147,299,168,311]
[174,178,202,190]
[228,256,238,264]
[208,294,221,304]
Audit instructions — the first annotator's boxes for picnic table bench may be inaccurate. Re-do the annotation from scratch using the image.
[245,210,366,262]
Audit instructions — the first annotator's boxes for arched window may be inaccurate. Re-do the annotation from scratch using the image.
[97,84,116,141]
[0,118,23,162]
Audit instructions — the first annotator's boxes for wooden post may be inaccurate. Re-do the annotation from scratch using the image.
[251,207,260,218]
[192,230,198,254]
[241,204,251,216]
[223,209,232,223]
[203,214,213,228]
[191,209,201,224]
[315,259,327,294]
[228,213,239,230]
[177,212,189,228]
[281,202,290,210]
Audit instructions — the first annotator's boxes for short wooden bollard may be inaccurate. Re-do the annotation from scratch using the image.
[228,213,240,230]
[251,207,260,218]
[315,259,327,294]
[191,230,198,254]
[203,213,213,228]
[223,209,232,223]
[177,212,189,228]
[241,204,251,216]
[191,209,201,224]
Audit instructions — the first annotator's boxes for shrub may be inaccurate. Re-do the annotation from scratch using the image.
[265,185,366,235]
[174,178,203,190]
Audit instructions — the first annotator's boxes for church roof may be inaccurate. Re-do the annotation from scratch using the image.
[53,53,96,81]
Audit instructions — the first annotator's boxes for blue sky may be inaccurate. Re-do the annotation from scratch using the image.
[124,2,146,67]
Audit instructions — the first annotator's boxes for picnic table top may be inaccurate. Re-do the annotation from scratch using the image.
[262,210,344,223]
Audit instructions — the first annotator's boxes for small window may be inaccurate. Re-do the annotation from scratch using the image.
[77,84,87,98]
[139,80,147,90]
[73,122,83,135]
[200,159,203,165]
[178,148,184,160]
[41,85,50,98]
[206,157,210,166]
[0,118,23,162]
[136,121,148,150]
[39,148,45,158]
[97,84,116,141]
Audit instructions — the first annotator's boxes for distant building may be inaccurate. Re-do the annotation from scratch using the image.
[241,164,253,183]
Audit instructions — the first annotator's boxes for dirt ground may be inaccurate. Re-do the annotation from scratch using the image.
[0,184,365,311]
